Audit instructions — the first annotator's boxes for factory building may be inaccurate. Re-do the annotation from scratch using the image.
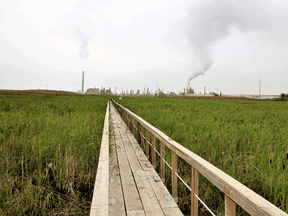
[86,88,100,95]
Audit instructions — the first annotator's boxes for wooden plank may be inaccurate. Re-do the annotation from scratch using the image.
[112,103,182,215]
[172,152,178,201]
[90,102,110,216]
[112,100,288,216]
[151,135,156,167]
[122,128,182,214]
[114,122,142,172]
[160,142,166,182]
[109,139,125,216]
[134,119,138,140]
[191,167,199,216]
[129,115,132,132]
[145,128,150,158]
[124,110,127,125]
[113,106,165,216]
[132,117,135,136]
[110,108,143,213]
[113,140,142,211]
[163,207,184,216]
[127,210,145,216]
[141,126,144,149]
[225,194,236,216]
[134,170,165,215]
[123,110,126,125]
[126,111,130,128]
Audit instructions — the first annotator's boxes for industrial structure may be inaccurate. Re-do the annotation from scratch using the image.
[86,88,100,95]
[78,71,282,99]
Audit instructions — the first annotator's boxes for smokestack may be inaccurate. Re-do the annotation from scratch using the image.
[82,71,84,94]
[204,87,206,94]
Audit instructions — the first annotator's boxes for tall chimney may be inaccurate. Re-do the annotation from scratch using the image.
[204,86,206,94]
[82,71,84,94]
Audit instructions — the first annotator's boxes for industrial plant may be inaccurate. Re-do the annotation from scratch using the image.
[78,71,283,99]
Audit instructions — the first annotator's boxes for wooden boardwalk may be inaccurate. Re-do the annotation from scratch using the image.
[91,100,288,216]
[109,102,183,216]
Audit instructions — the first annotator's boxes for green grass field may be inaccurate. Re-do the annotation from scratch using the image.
[0,92,108,215]
[115,97,288,215]
[1,91,287,215]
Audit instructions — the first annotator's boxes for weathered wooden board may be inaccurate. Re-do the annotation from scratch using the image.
[111,108,144,213]
[112,105,165,215]
[162,207,185,216]
[126,133,179,210]
[133,170,165,215]
[117,115,182,215]
[109,138,125,216]
[127,210,145,216]
[90,102,110,216]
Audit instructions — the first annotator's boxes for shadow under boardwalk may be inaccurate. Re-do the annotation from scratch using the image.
[109,102,183,216]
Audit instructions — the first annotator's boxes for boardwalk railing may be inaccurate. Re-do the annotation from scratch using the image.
[112,99,288,216]
[90,102,109,216]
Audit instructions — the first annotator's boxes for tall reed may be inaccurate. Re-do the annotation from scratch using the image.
[0,94,108,215]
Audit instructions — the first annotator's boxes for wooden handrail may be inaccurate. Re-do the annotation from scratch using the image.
[112,99,288,216]
[90,102,110,216]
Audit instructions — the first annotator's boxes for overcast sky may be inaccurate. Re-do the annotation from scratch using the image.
[1,0,288,95]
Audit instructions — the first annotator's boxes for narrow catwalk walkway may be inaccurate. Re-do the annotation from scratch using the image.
[109,102,183,216]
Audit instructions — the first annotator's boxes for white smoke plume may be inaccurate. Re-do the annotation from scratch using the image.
[76,29,90,59]
[186,0,270,87]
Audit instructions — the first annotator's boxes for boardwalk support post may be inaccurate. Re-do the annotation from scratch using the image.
[126,113,129,129]
[160,142,165,182]
[172,152,178,202]
[225,194,236,216]
[141,126,144,148]
[132,118,135,136]
[191,167,199,216]
[152,135,156,168]
[134,119,138,141]
[145,128,150,158]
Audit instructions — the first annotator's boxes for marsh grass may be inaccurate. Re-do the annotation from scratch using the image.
[0,94,108,215]
[117,97,288,215]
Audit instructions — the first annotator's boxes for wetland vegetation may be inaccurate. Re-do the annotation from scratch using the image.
[115,97,288,215]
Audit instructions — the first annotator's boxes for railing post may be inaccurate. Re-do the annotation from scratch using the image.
[126,111,129,126]
[191,167,199,216]
[141,126,144,148]
[129,115,132,131]
[132,118,135,136]
[225,195,236,216]
[160,142,165,182]
[127,113,130,127]
[172,152,178,202]
[134,119,138,140]
[145,128,150,158]
[151,135,156,168]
